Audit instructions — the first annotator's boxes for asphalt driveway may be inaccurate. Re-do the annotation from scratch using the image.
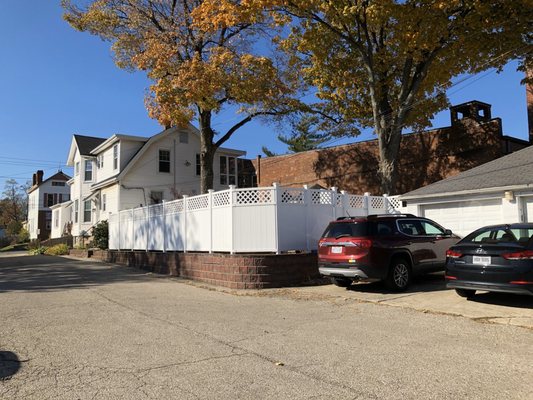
[1,253,532,399]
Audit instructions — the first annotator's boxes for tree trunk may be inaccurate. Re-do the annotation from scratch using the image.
[376,123,402,196]
[198,110,217,194]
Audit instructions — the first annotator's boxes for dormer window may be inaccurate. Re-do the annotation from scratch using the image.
[84,160,93,182]
[75,162,80,176]
[97,154,104,169]
[113,145,119,170]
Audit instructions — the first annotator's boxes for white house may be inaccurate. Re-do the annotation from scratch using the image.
[399,145,533,237]
[51,125,247,240]
[27,170,71,240]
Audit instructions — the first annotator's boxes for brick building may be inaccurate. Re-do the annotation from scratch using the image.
[253,101,530,195]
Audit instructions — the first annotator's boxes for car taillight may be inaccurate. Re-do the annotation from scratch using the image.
[349,239,372,248]
[501,250,533,260]
[446,249,462,258]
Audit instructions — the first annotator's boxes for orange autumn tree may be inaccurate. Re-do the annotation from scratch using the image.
[62,0,301,193]
[207,0,532,194]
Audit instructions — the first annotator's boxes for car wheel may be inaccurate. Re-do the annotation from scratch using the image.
[385,258,411,292]
[331,277,352,287]
[455,288,476,299]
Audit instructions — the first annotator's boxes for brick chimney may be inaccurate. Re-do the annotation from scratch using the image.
[36,170,44,185]
[450,101,492,126]
[527,67,533,144]
[32,173,37,186]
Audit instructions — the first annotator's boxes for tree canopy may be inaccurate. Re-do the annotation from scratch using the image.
[209,0,532,193]
[63,0,303,193]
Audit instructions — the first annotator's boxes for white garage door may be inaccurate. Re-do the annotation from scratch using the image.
[421,199,502,237]
[522,197,533,222]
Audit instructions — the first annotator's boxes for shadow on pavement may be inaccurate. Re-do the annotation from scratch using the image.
[467,292,533,309]
[345,273,448,294]
[0,351,21,381]
[0,254,151,293]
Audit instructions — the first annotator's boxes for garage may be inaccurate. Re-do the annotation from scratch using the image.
[421,199,502,237]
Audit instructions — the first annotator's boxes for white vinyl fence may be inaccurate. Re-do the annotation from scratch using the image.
[108,184,401,253]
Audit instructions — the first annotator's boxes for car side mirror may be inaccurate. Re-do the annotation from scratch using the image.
[444,229,452,236]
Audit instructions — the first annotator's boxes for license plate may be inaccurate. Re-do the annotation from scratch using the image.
[473,256,491,265]
[331,246,343,254]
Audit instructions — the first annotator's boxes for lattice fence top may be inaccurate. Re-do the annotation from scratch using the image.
[281,189,304,204]
[348,195,365,209]
[311,190,333,205]
[213,191,230,207]
[235,188,273,205]
[370,197,385,209]
[187,194,209,211]
[165,199,184,214]
[386,196,401,210]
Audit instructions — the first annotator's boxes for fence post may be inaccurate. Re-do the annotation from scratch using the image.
[364,192,370,216]
[208,190,214,254]
[272,183,280,254]
[130,208,134,251]
[330,187,337,220]
[162,201,166,252]
[117,212,121,250]
[183,195,188,253]
[229,185,236,254]
[303,185,310,252]
[340,190,347,217]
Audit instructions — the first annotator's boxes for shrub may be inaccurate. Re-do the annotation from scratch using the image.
[17,228,30,244]
[29,246,47,255]
[92,220,109,250]
[44,244,69,256]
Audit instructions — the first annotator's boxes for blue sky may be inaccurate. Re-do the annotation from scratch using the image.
[0,2,529,190]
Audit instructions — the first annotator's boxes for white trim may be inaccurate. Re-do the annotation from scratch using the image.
[400,184,533,201]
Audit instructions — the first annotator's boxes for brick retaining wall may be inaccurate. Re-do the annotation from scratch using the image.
[79,250,319,289]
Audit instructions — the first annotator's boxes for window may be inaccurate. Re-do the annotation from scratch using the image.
[159,149,171,173]
[219,156,237,186]
[45,193,54,207]
[419,220,445,236]
[83,200,91,223]
[97,154,104,169]
[179,131,188,143]
[196,154,201,176]
[45,212,52,231]
[398,220,425,236]
[84,160,93,181]
[75,162,80,176]
[113,145,118,170]
[101,194,107,212]
[74,200,79,223]
[51,181,65,187]
[150,191,163,204]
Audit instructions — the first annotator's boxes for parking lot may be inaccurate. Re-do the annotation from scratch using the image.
[1,253,532,399]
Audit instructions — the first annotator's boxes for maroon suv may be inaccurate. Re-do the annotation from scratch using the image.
[318,214,459,291]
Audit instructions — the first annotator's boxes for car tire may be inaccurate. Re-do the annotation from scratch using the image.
[385,258,411,292]
[331,277,352,287]
[455,288,476,299]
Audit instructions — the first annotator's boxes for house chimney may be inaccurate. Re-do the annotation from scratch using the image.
[36,170,44,185]
[32,173,37,186]
[526,66,533,144]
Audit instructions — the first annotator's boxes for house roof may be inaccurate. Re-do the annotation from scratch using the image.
[91,134,148,154]
[27,171,72,194]
[400,145,533,200]
[74,135,107,156]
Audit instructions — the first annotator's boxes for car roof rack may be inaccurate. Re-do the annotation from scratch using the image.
[366,213,416,219]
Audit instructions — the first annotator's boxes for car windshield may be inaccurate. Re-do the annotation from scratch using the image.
[322,222,369,238]
[462,227,533,245]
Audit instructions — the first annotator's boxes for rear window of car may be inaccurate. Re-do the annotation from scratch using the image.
[462,227,533,245]
[322,222,369,238]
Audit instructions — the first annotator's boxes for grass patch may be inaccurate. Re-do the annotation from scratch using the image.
[0,243,29,252]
